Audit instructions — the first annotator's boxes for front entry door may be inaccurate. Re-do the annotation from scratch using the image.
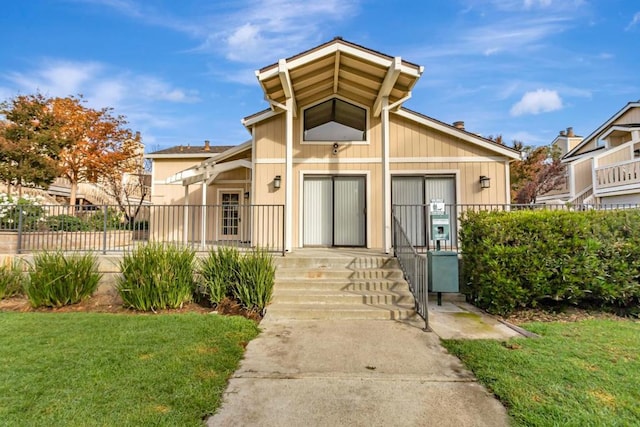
[303,176,366,247]
[219,192,240,240]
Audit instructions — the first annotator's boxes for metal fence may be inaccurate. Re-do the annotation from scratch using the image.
[392,203,640,253]
[391,202,640,329]
[0,204,285,255]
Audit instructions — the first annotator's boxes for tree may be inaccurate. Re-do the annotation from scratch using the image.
[52,96,142,208]
[487,134,566,203]
[100,137,149,225]
[0,94,68,196]
[510,143,566,204]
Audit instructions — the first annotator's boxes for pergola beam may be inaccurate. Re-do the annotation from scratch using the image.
[278,59,297,118]
[373,56,401,117]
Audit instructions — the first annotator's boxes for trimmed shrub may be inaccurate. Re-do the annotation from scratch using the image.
[0,261,25,299]
[117,244,195,311]
[460,208,640,315]
[197,247,241,306]
[25,252,101,307]
[46,214,89,231]
[234,248,275,313]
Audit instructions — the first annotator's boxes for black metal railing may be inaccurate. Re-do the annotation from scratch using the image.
[392,208,428,330]
[0,204,285,255]
[393,203,640,253]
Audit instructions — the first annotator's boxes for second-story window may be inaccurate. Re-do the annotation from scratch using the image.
[303,98,366,142]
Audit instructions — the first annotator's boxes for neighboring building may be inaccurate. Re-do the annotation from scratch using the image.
[540,102,640,206]
[148,38,520,253]
[536,127,584,204]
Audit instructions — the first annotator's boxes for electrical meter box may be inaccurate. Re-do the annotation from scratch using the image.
[429,200,450,241]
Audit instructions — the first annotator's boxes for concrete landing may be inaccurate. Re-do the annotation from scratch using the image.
[207,316,515,426]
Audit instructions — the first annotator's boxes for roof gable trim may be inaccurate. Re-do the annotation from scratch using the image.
[394,109,521,160]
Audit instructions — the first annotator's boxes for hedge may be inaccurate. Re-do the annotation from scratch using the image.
[460,208,640,315]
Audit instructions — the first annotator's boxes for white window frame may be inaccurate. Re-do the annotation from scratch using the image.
[299,94,370,146]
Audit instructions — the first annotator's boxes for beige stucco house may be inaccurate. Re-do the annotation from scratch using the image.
[538,101,640,206]
[148,38,520,253]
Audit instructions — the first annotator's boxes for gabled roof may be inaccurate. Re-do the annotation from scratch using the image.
[146,144,234,159]
[394,108,521,160]
[564,101,640,159]
[254,37,423,120]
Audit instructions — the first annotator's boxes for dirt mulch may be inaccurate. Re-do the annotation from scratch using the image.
[0,294,262,322]
[502,306,629,325]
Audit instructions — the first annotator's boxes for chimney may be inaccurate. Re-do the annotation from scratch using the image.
[179,145,184,152]
[453,121,465,130]
[559,130,566,137]
[204,140,210,151]
[135,131,141,140]
[566,127,574,137]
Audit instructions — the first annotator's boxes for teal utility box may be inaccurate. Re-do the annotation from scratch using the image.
[427,251,459,293]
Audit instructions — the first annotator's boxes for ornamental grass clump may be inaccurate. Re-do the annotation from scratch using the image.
[117,244,195,311]
[25,252,101,307]
[0,261,25,299]
[233,248,275,313]
[198,247,240,306]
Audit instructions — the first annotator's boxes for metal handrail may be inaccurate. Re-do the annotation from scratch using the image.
[392,208,429,330]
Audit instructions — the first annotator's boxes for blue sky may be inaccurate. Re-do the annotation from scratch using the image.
[1,0,638,151]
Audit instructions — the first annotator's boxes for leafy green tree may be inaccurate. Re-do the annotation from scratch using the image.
[0,94,69,196]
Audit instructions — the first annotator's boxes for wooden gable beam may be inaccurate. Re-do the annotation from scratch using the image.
[373,57,401,117]
[278,59,297,118]
[333,50,341,93]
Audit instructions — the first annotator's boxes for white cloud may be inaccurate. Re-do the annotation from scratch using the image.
[510,89,563,116]
[626,12,640,31]
[524,0,552,9]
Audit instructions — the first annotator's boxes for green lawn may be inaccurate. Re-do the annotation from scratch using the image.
[442,320,640,427]
[0,312,259,426]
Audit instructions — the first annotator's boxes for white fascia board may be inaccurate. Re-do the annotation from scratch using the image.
[257,43,422,81]
[144,153,217,159]
[242,109,283,128]
[600,125,636,140]
[561,148,603,164]
[394,109,521,160]
[566,102,640,158]
[210,140,252,163]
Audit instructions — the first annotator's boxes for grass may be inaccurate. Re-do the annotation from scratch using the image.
[0,312,259,426]
[442,320,640,426]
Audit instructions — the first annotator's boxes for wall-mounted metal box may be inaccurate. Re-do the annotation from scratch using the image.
[427,251,459,293]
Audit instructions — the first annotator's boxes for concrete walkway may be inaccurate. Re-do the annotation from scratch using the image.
[207,303,521,426]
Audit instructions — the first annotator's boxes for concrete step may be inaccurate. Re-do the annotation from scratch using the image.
[273,289,415,305]
[275,279,410,292]
[265,303,418,321]
[275,268,404,280]
[274,256,398,270]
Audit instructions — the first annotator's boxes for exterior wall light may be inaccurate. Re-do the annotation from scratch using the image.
[479,175,491,189]
[244,191,250,199]
[273,175,281,189]
[332,143,339,155]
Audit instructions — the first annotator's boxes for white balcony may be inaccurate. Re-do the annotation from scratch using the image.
[594,158,640,195]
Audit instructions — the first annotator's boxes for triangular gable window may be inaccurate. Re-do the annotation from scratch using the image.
[303,98,366,141]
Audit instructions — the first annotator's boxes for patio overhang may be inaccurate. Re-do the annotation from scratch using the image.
[253,37,423,119]
[164,159,252,186]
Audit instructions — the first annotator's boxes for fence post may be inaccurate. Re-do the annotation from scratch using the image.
[281,205,286,256]
[17,206,24,254]
[102,205,108,255]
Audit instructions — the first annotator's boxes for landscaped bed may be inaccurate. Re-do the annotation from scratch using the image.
[442,319,640,426]
[0,312,259,426]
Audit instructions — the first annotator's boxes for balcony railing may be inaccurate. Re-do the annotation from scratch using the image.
[595,158,640,192]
